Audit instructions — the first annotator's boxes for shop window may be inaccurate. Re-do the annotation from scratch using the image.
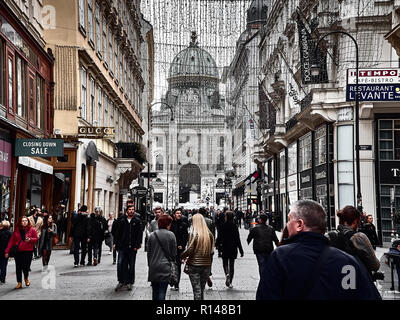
[378,119,400,160]
[315,126,326,166]
[337,125,354,208]
[16,55,26,118]
[53,171,72,245]
[287,142,297,176]
[26,173,42,211]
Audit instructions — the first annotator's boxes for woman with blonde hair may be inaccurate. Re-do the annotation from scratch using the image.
[181,213,214,300]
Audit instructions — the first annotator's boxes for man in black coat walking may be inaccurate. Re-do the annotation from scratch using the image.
[170,209,189,290]
[359,215,379,250]
[113,204,143,291]
[247,214,279,276]
[70,205,89,267]
[87,208,107,266]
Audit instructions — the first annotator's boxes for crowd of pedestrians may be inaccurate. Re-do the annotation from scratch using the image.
[0,197,399,301]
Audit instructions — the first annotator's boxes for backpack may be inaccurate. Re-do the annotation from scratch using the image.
[327,229,358,257]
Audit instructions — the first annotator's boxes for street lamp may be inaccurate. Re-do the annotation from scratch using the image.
[147,102,174,215]
[311,31,362,214]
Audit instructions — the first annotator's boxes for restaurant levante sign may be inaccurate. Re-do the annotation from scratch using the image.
[15,139,64,157]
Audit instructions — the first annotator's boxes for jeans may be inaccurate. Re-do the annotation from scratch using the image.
[255,252,270,277]
[87,241,99,263]
[0,256,8,282]
[73,237,87,265]
[15,251,33,283]
[223,258,235,283]
[187,265,211,300]
[117,248,137,285]
[151,281,169,300]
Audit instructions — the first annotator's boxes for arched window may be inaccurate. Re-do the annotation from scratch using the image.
[156,155,163,171]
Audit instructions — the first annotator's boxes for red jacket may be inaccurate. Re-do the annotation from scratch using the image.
[5,226,39,253]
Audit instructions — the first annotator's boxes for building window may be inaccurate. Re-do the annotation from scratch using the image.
[114,39,118,79]
[115,107,119,141]
[124,57,127,90]
[156,155,164,171]
[279,149,286,178]
[288,142,297,176]
[337,125,355,208]
[124,118,128,141]
[315,126,326,166]
[36,75,45,129]
[80,66,87,120]
[90,76,95,124]
[95,2,101,57]
[7,54,14,113]
[88,0,94,45]
[97,86,102,126]
[109,27,113,74]
[104,94,108,127]
[79,0,86,32]
[16,55,26,118]
[156,136,163,148]
[28,72,36,125]
[119,52,123,88]
[379,120,400,160]
[299,133,312,172]
[103,16,107,66]
[110,101,114,129]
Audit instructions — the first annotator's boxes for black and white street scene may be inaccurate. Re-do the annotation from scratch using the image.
[0,0,400,302]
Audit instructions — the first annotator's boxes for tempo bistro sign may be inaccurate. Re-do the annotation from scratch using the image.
[15,139,64,157]
[346,68,400,101]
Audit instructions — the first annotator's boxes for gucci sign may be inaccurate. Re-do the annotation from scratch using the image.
[78,126,115,138]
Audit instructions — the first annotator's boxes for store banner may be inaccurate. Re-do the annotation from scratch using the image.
[0,139,12,177]
[15,139,64,157]
[297,11,328,85]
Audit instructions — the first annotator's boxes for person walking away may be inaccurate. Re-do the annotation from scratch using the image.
[87,210,102,266]
[199,207,215,287]
[216,211,244,288]
[359,214,379,250]
[113,204,143,291]
[181,214,214,300]
[28,208,43,259]
[247,214,279,276]
[38,215,57,268]
[106,213,117,264]
[5,216,38,289]
[95,208,107,264]
[69,205,89,267]
[326,206,380,280]
[0,221,12,283]
[147,214,177,300]
[170,209,189,290]
[256,200,381,300]
[214,209,225,257]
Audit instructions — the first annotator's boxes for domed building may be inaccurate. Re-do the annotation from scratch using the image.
[151,32,233,209]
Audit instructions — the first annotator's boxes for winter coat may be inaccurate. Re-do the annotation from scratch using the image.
[28,215,43,238]
[247,223,279,254]
[38,224,57,252]
[87,214,107,242]
[216,221,243,259]
[360,223,379,249]
[170,218,189,250]
[147,229,177,282]
[70,213,88,239]
[181,233,214,266]
[5,226,39,253]
[256,232,381,300]
[113,214,143,250]
[0,228,12,255]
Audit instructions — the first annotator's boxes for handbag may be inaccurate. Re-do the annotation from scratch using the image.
[8,240,22,258]
[154,231,179,287]
[183,263,189,274]
[52,234,59,246]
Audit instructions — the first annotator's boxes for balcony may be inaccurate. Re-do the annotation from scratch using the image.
[115,142,147,164]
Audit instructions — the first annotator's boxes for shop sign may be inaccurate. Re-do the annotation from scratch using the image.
[78,127,115,138]
[380,161,400,184]
[337,107,353,122]
[15,139,64,157]
[0,140,12,177]
[347,68,400,84]
[346,84,400,102]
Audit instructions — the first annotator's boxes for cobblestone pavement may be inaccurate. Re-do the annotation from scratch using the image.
[0,226,399,300]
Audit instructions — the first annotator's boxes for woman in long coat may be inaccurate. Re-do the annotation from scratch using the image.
[216,210,244,288]
[38,215,57,267]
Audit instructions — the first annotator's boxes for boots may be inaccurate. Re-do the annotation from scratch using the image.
[24,278,30,286]
[15,282,22,289]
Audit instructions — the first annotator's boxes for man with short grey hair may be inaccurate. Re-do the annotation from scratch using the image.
[256,200,381,300]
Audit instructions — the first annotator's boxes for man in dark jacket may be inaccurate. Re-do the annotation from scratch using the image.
[87,208,107,266]
[170,209,189,290]
[256,200,381,300]
[113,204,143,291]
[247,214,279,276]
[0,220,12,283]
[359,215,379,250]
[69,205,89,267]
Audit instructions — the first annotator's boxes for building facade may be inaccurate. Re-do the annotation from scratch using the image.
[42,0,147,244]
[0,0,54,227]
[259,0,397,241]
[151,32,232,210]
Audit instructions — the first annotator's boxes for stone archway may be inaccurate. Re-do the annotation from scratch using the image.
[179,164,201,203]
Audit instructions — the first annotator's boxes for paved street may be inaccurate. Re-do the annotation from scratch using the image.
[0,227,399,300]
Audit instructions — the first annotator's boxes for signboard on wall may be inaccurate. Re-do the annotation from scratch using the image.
[78,127,115,138]
[15,139,64,157]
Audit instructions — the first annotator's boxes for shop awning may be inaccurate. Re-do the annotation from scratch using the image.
[18,157,53,175]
